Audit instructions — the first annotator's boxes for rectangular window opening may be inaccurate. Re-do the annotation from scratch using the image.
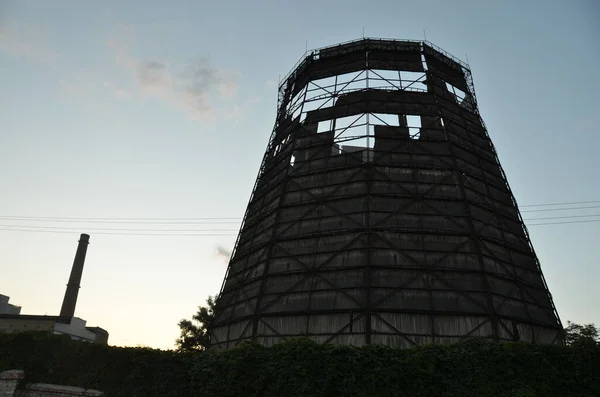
[317,120,333,133]
[333,114,368,145]
[334,114,366,131]
[310,76,337,92]
[336,71,365,86]
[407,115,421,139]
[300,111,307,123]
[302,97,335,113]
[338,78,367,92]
[340,137,373,150]
[288,87,305,109]
[445,82,466,102]
[288,87,306,120]
[369,69,402,90]
[292,104,302,121]
[400,71,427,91]
[371,113,401,127]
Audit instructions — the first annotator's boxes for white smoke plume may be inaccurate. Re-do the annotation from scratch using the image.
[214,245,232,264]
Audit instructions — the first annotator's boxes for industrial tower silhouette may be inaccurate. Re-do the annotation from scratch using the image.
[210,38,562,349]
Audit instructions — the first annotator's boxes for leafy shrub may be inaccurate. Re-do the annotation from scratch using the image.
[0,332,598,397]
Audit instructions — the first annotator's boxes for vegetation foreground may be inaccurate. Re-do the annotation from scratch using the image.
[0,332,598,397]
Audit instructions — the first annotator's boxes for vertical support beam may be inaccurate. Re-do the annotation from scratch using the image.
[428,70,501,338]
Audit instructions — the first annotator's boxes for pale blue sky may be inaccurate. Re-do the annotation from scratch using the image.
[0,0,598,349]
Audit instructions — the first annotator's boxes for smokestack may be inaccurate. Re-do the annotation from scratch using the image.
[59,233,90,318]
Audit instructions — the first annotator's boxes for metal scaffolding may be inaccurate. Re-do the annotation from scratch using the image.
[210,38,563,349]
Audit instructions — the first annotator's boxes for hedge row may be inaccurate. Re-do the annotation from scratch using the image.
[0,332,599,397]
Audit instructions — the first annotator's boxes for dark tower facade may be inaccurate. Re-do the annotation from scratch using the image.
[59,233,90,318]
[211,39,562,349]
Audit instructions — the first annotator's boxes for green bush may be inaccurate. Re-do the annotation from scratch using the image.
[0,332,598,397]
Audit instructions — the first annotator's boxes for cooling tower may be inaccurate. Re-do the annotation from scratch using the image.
[210,38,562,349]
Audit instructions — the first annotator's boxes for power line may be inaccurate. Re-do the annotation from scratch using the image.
[0,200,599,222]
[0,224,238,232]
[1,219,598,237]
[527,219,600,226]
[0,215,241,221]
[0,200,598,236]
[523,214,600,221]
[520,205,600,213]
[2,213,598,230]
[0,228,237,236]
[0,217,241,224]
[520,200,600,207]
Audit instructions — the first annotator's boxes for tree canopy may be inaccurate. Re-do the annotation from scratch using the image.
[175,295,217,351]
[176,295,598,353]
[563,321,599,349]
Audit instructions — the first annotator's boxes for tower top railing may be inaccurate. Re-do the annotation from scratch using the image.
[278,37,471,91]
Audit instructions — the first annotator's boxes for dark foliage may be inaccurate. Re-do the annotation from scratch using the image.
[1,332,599,397]
[563,321,599,349]
[175,295,217,351]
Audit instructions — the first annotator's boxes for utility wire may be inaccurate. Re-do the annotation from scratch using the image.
[1,200,599,222]
[0,200,598,237]
[0,215,241,221]
[520,205,600,213]
[520,200,600,207]
[523,214,600,221]
[1,219,598,236]
[527,219,600,226]
[0,218,241,224]
[0,224,239,232]
[0,228,237,236]
[3,213,599,223]
[2,213,600,230]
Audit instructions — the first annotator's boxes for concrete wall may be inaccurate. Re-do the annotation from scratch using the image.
[0,370,23,397]
[0,318,55,334]
[0,317,108,345]
[0,370,102,397]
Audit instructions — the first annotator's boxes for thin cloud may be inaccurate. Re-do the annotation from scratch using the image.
[59,68,132,101]
[108,24,240,119]
[0,21,57,62]
[175,58,221,116]
[137,60,170,90]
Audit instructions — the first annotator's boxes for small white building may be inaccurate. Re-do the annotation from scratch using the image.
[53,317,108,343]
[0,295,108,344]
